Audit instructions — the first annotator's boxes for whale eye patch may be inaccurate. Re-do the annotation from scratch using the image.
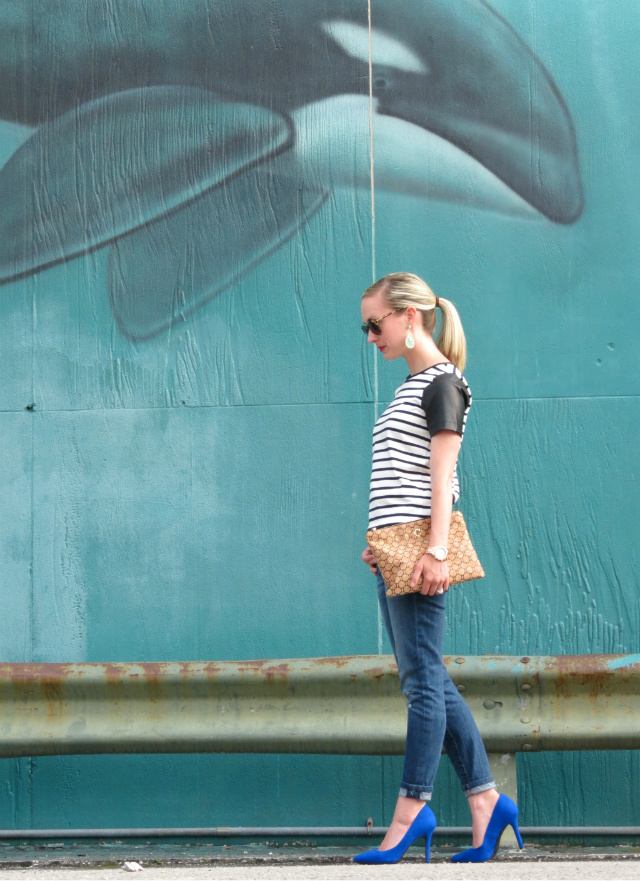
[321,21,428,75]
[361,308,404,335]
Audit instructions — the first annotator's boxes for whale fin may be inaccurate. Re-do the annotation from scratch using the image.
[0,88,293,284]
[108,163,329,341]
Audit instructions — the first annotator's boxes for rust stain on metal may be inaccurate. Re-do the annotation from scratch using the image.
[2,654,637,679]
[178,662,205,677]
[0,663,77,681]
[136,662,173,678]
[102,663,131,679]
[235,660,280,673]
[313,656,354,668]
[537,655,640,709]
[541,654,624,675]
[362,666,392,680]
[225,660,295,681]
[41,681,65,718]
[260,664,292,679]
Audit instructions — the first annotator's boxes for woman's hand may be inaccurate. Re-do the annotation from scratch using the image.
[361,547,378,575]
[411,553,449,596]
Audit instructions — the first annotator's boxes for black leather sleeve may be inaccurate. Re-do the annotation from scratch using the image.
[421,373,470,436]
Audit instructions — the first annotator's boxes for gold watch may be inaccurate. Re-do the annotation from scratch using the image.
[427,546,448,562]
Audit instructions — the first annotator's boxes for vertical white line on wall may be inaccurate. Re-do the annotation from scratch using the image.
[30,282,36,666]
[368,0,384,656]
[368,2,378,418]
[367,0,378,420]
[368,0,376,287]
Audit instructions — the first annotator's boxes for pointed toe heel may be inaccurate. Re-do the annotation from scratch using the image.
[450,794,523,863]
[353,803,436,864]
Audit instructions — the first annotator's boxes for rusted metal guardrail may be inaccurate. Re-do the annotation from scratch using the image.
[1,654,639,758]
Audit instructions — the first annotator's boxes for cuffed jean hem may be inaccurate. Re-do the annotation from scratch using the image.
[463,780,497,796]
[399,785,433,801]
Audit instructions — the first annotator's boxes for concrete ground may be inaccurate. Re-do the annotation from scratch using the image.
[2,842,640,880]
[4,864,640,880]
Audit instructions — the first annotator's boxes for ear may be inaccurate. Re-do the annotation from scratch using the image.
[405,305,418,325]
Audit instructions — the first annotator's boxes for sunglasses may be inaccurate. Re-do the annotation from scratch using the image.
[361,308,404,336]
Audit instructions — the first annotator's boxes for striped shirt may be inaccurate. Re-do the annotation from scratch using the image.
[368,362,472,529]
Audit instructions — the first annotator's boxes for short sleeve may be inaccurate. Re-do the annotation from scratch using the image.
[421,373,470,436]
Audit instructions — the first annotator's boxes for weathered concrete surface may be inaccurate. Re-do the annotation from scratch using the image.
[1,857,640,879]
[2,843,640,879]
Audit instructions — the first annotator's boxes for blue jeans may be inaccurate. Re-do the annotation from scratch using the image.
[376,570,495,800]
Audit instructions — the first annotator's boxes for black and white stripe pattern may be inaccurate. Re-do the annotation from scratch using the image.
[368,363,471,529]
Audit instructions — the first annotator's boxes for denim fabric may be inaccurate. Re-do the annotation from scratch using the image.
[376,571,495,800]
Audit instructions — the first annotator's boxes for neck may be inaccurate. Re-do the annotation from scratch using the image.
[403,336,448,375]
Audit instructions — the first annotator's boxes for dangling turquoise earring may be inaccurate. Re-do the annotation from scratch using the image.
[405,325,415,349]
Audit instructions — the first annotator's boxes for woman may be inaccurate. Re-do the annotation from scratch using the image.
[356,273,523,865]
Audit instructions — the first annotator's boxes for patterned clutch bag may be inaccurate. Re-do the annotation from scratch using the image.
[366,511,484,597]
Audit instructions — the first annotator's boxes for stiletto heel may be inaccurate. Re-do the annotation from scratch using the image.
[513,821,524,849]
[450,794,524,863]
[353,803,437,864]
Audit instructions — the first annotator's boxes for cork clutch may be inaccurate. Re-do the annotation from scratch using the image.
[366,511,485,597]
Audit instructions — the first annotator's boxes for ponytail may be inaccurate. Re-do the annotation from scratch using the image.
[436,297,466,373]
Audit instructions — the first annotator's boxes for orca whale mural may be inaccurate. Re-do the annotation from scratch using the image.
[0,0,583,340]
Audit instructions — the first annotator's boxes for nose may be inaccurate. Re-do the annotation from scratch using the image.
[367,329,378,344]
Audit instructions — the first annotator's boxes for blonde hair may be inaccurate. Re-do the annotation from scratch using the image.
[363,272,467,372]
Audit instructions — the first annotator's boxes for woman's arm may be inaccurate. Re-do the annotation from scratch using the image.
[410,429,462,595]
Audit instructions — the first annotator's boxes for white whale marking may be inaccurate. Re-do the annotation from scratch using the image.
[322,20,429,75]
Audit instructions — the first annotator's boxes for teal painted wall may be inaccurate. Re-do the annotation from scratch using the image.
[0,0,638,830]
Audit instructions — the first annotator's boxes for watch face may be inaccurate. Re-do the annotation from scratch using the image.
[435,549,446,561]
